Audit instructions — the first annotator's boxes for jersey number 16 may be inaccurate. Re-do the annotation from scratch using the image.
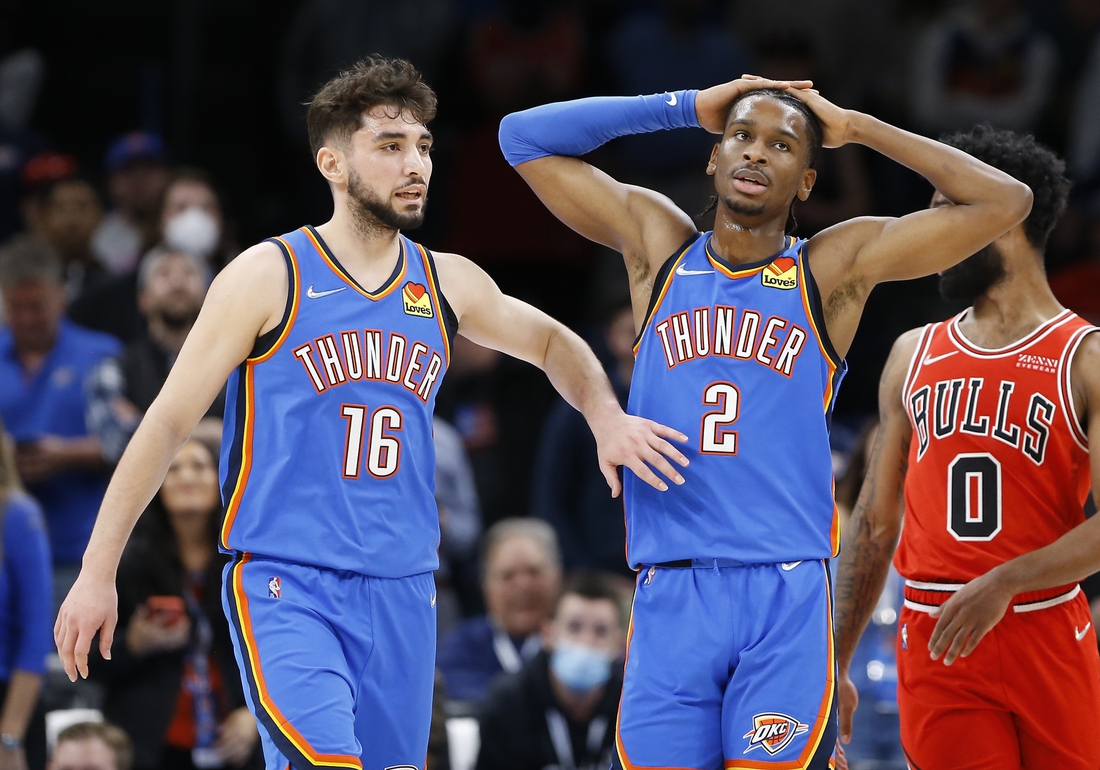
[340,404,402,479]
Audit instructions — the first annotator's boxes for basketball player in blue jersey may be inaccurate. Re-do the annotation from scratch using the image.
[499,78,1033,769]
[53,57,691,770]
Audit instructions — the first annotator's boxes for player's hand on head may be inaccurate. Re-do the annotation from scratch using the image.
[591,412,689,497]
[54,571,118,682]
[837,669,858,744]
[784,88,852,149]
[927,568,1014,666]
[694,75,813,134]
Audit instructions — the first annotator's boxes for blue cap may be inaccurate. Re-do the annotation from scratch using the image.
[104,131,167,172]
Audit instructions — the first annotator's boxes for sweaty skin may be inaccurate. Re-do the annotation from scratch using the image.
[53,107,690,682]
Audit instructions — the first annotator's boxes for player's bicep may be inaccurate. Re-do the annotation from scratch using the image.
[515,156,695,274]
[145,245,286,433]
[1072,334,1100,511]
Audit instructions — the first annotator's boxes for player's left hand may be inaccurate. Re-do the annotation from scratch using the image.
[215,707,259,767]
[833,740,849,770]
[927,568,1014,665]
[590,411,689,497]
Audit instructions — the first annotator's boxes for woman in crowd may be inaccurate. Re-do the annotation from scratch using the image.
[92,437,259,770]
[158,169,237,271]
[0,416,52,770]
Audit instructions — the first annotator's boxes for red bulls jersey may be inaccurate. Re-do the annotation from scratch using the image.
[894,309,1096,586]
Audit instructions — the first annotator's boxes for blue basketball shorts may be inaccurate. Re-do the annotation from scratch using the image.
[221,554,436,770]
[613,560,837,770]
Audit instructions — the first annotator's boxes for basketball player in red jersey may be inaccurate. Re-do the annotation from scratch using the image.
[833,124,1100,769]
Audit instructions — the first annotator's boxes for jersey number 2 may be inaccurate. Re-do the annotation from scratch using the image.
[701,382,740,454]
[341,404,402,478]
[947,452,1002,541]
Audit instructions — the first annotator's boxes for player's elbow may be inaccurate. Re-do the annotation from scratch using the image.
[997,180,1034,227]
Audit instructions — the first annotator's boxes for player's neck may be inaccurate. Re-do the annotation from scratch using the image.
[964,260,1063,348]
[710,207,789,266]
[314,213,403,283]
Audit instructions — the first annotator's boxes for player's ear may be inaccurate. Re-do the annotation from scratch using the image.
[706,144,719,177]
[316,145,346,186]
[797,167,817,202]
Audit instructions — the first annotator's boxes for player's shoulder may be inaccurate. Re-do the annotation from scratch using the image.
[211,240,287,292]
[887,326,928,370]
[1070,326,1100,391]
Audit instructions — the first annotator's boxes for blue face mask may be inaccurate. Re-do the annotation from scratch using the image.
[549,642,613,692]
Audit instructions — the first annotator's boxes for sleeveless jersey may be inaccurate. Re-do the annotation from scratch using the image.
[894,309,1096,586]
[218,226,454,577]
[625,233,846,567]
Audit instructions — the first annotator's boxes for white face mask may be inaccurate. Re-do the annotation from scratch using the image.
[164,206,220,260]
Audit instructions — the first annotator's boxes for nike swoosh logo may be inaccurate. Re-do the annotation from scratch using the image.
[1077,622,1091,641]
[780,561,802,571]
[665,92,677,106]
[923,351,958,366]
[676,264,714,277]
[307,285,347,299]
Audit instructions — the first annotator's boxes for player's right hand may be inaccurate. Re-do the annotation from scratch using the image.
[695,76,814,134]
[837,669,859,744]
[54,571,118,682]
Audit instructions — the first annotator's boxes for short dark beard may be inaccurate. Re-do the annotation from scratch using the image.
[939,244,1007,305]
[158,308,199,331]
[719,194,767,218]
[347,168,426,237]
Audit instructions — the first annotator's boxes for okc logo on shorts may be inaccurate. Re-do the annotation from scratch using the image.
[268,576,281,599]
[402,282,434,318]
[743,712,809,755]
[761,256,797,290]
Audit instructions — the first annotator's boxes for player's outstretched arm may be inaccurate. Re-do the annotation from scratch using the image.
[498,78,803,285]
[928,332,1100,666]
[833,330,919,744]
[54,242,287,682]
[434,252,688,496]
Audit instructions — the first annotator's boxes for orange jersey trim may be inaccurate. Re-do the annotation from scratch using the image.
[724,565,836,770]
[703,237,790,281]
[248,236,302,364]
[230,556,363,769]
[795,249,839,414]
[220,365,256,550]
[632,242,695,356]
[304,226,407,301]
[416,242,452,366]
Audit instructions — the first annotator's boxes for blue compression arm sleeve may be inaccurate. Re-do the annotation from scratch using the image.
[498,90,700,166]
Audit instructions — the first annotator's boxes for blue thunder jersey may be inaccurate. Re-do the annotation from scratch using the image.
[219,226,455,578]
[625,233,846,567]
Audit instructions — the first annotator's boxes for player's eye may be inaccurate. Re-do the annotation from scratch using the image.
[775,142,789,152]
[419,144,432,154]
[734,131,749,141]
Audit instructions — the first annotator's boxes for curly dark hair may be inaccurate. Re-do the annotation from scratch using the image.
[306,55,437,158]
[940,124,1070,251]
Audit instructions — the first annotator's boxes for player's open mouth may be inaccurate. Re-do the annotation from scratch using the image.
[732,168,768,195]
[395,185,425,202]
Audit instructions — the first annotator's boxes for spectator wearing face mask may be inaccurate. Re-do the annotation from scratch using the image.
[85,248,221,463]
[438,518,562,707]
[91,132,170,275]
[475,571,625,770]
[71,168,234,344]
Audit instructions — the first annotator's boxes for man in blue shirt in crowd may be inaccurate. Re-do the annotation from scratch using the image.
[0,237,120,612]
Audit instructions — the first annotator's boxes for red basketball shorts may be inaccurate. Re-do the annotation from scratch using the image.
[897,584,1100,770]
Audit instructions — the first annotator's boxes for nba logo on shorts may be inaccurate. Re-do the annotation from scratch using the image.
[268,576,281,599]
[743,713,809,755]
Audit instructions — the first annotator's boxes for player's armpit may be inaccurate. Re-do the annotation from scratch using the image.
[513,156,696,282]
[833,329,919,742]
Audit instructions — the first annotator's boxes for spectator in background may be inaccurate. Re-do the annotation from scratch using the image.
[47,721,132,770]
[0,238,119,613]
[72,169,235,344]
[13,153,74,243]
[434,416,483,634]
[1068,30,1100,190]
[159,169,236,271]
[91,438,260,770]
[438,519,562,707]
[0,417,52,770]
[475,572,625,770]
[910,0,1057,134]
[531,302,634,577]
[91,132,169,275]
[86,248,219,465]
[0,47,46,242]
[37,176,107,303]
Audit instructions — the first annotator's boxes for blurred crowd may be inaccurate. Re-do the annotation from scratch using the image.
[0,0,1099,769]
